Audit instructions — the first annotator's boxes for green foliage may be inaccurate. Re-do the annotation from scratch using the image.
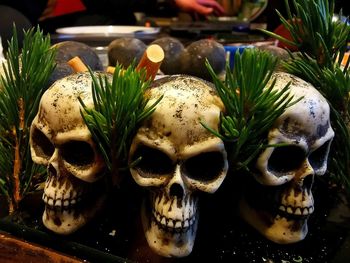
[206,48,299,170]
[0,26,55,212]
[262,0,349,68]
[79,65,161,177]
[0,138,12,197]
[262,0,350,191]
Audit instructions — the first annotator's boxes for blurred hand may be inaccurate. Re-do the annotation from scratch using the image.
[174,0,225,16]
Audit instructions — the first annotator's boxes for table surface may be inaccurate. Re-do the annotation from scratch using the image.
[0,232,83,263]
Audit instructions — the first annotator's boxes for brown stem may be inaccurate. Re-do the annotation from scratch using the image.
[13,134,21,206]
[8,199,14,214]
[11,98,25,213]
[19,98,25,130]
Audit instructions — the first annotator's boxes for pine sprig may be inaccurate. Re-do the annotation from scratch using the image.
[262,0,349,68]
[328,105,350,188]
[263,0,350,192]
[283,50,350,115]
[205,48,299,170]
[79,65,161,179]
[0,26,56,213]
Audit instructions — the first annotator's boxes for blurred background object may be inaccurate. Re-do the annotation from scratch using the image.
[217,0,267,21]
[0,5,32,54]
[218,0,242,16]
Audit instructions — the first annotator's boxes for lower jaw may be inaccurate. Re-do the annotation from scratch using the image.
[141,202,198,257]
[42,208,86,235]
[146,218,197,257]
[42,195,106,234]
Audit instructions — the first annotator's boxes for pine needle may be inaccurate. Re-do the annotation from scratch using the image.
[0,26,55,213]
[262,0,350,192]
[79,64,161,180]
[205,48,300,170]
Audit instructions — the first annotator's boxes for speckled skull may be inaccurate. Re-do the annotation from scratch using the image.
[30,72,108,234]
[129,75,228,257]
[239,72,334,244]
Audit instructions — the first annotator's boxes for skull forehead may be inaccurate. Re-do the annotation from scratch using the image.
[142,75,224,147]
[36,73,94,136]
[149,75,222,109]
[272,72,331,138]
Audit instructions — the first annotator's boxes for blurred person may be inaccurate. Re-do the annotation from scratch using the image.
[0,0,225,34]
[172,0,225,16]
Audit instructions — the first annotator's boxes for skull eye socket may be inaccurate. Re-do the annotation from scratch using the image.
[268,145,305,174]
[309,139,331,171]
[31,128,54,160]
[61,141,95,166]
[132,145,173,175]
[183,151,225,181]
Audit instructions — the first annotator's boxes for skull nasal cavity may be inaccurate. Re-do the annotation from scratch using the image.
[170,184,184,199]
[303,174,314,190]
[48,164,57,177]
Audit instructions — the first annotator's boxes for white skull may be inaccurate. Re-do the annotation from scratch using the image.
[129,75,228,257]
[239,72,334,244]
[30,72,108,235]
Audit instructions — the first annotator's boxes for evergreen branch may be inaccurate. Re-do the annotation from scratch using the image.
[0,26,55,213]
[80,65,161,179]
[263,0,349,68]
[205,48,300,170]
[21,144,46,196]
[263,0,350,192]
[328,105,350,188]
[0,141,12,196]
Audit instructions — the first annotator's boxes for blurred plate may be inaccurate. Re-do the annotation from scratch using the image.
[56,25,160,36]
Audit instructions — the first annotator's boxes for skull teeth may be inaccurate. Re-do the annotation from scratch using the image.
[278,204,314,216]
[152,210,195,232]
[43,193,83,210]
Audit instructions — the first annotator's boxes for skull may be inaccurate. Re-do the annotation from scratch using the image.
[129,75,228,257]
[30,72,108,235]
[239,72,334,244]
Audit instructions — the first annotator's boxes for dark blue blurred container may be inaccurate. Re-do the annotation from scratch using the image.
[224,45,253,69]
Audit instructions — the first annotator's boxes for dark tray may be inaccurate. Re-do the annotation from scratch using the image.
[0,176,349,263]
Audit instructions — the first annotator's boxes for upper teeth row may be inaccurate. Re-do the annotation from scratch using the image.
[279,204,314,215]
[153,210,195,230]
[42,193,82,207]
